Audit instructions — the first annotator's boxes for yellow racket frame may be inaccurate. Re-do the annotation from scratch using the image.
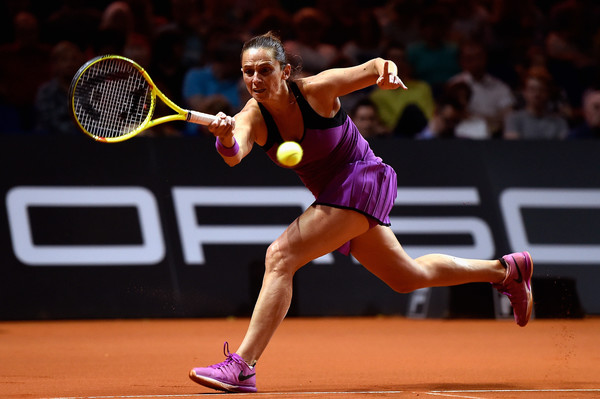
[70,55,216,143]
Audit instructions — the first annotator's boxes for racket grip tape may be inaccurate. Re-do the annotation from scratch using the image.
[187,111,218,125]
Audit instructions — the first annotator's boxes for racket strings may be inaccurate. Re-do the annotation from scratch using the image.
[73,58,152,139]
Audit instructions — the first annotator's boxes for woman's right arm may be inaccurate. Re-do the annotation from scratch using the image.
[209,100,264,167]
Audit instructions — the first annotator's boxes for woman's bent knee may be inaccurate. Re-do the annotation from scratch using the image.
[380,261,430,293]
[265,240,297,276]
[389,280,424,294]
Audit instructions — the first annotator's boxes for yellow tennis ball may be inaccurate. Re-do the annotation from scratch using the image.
[277,141,303,167]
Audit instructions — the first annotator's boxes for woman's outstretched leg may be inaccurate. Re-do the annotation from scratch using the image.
[350,226,533,325]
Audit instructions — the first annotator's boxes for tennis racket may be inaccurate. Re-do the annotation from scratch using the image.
[69,55,217,142]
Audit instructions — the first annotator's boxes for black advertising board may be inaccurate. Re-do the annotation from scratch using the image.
[1,136,599,319]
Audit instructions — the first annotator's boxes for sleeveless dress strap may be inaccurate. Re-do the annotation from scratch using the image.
[289,81,347,128]
[257,102,283,152]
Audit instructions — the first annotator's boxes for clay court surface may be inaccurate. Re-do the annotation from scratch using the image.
[1,317,599,399]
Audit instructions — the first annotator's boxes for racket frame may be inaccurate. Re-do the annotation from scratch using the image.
[69,55,216,142]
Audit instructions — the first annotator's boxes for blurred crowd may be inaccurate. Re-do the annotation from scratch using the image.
[1,0,600,140]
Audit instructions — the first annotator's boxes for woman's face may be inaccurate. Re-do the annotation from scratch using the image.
[241,47,289,102]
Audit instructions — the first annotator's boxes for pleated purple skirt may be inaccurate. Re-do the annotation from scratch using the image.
[314,158,397,255]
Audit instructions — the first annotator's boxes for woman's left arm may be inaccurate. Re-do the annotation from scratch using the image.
[309,58,407,98]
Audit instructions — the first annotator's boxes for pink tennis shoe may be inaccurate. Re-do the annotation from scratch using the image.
[189,342,257,393]
[493,251,534,327]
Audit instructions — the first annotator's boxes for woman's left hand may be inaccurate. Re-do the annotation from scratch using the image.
[377,61,407,90]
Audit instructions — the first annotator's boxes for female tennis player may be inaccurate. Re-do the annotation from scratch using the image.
[189,32,533,393]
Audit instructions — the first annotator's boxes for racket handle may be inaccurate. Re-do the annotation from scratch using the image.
[187,110,218,125]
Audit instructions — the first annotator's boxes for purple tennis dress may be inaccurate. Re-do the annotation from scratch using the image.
[258,81,397,255]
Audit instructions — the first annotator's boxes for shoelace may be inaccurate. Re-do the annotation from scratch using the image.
[209,342,245,370]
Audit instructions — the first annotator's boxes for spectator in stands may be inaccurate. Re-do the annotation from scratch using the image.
[546,0,600,112]
[350,98,389,139]
[151,25,186,105]
[375,0,422,49]
[445,0,491,43]
[448,40,515,138]
[34,41,84,135]
[485,0,546,89]
[370,43,434,138]
[100,1,152,68]
[417,81,487,140]
[0,11,52,132]
[182,33,245,134]
[341,8,383,66]
[169,0,207,69]
[417,82,489,140]
[568,89,600,139]
[44,0,102,50]
[245,7,292,42]
[140,25,188,137]
[99,2,134,41]
[315,0,361,48]
[406,5,460,97]
[504,67,569,140]
[445,81,489,140]
[416,92,466,140]
[284,8,338,75]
